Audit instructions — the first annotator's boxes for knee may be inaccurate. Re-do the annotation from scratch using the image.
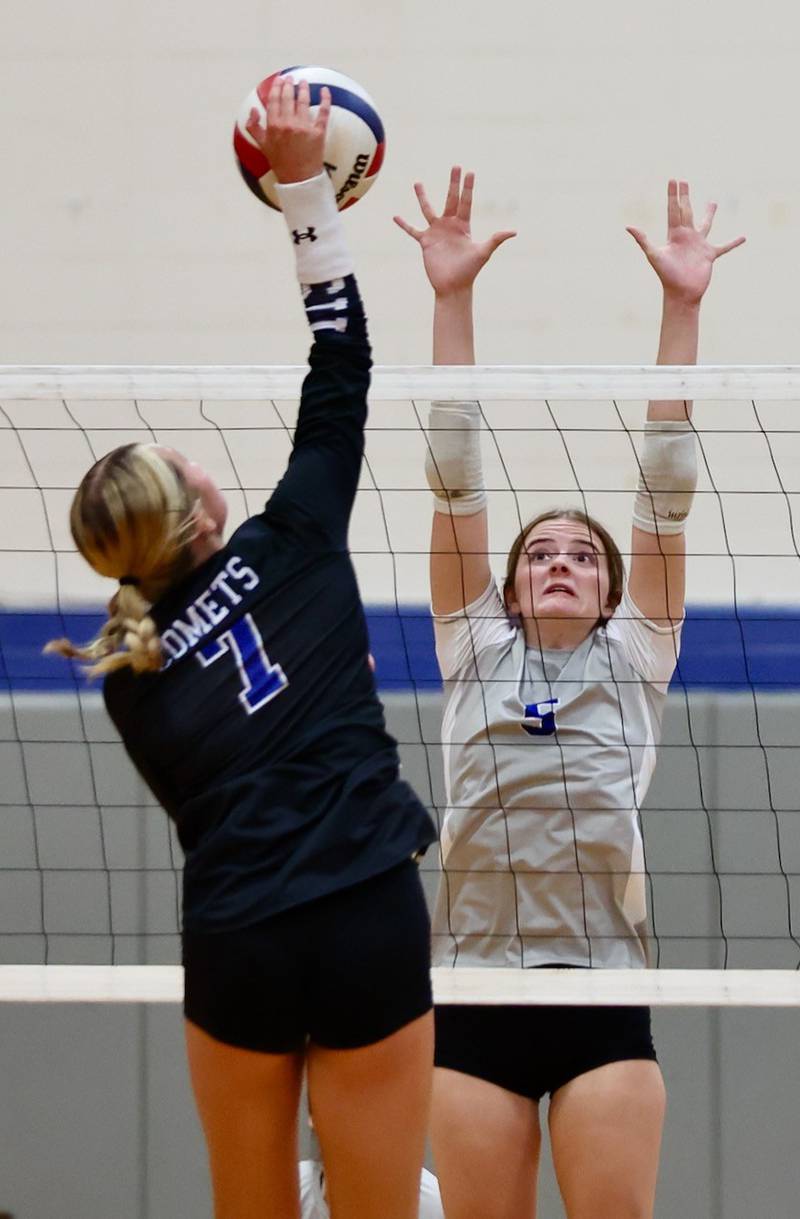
[618,1202,653,1219]
[578,1190,653,1219]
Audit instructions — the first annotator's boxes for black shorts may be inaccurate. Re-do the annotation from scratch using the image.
[183,860,432,1053]
[434,1001,656,1102]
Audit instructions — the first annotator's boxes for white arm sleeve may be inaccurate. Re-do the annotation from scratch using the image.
[606,586,683,694]
[274,172,354,284]
[433,579,514,680]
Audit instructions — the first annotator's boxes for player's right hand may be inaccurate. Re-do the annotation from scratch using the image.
[246,77,331,185]
[394,166,516,297]
[626,179,745,307]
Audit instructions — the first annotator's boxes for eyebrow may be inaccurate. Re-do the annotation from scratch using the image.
[525,535,601,552]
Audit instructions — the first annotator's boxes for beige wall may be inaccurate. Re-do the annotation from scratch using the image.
[3,0,799,368]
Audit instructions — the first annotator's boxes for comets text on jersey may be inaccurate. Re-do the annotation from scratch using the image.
[160,556,259,667]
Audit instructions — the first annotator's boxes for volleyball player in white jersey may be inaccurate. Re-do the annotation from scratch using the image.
[396,171,744,1218]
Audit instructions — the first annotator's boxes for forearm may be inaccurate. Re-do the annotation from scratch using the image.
[269,315,370,545]
[267,174,369,541]
[427,288,484,516]
[649,294,700,421]
[275,173,367,353]
[428,288,488,609]
[433,289,475,365]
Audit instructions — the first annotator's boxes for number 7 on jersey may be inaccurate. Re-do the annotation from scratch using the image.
[197,613,288,715]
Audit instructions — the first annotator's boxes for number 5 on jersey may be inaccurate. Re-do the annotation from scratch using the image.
[198,613,288,715]
[522,698,559,737]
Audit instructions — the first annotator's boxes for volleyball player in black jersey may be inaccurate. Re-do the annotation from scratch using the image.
[48,78,436,1219]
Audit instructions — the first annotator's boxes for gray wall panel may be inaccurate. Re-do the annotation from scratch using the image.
[1,693,799,1217]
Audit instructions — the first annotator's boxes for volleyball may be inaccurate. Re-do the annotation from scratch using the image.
[233,66,385,212]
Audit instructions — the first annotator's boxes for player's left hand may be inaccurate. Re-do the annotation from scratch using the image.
[394,166,516,297]
[245,77,331,185]
[626,179,745,306]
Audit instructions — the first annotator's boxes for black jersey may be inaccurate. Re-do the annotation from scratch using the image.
[104,319,435,933]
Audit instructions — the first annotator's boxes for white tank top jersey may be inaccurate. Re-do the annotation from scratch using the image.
[298,1161,444,1218]
[432,579,682,970]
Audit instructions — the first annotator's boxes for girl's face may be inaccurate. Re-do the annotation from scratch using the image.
[507,517,613,628]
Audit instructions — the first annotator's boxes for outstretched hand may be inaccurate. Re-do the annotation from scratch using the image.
[627,179,745,306]
[245,76,331,185]
[394,166,516,296]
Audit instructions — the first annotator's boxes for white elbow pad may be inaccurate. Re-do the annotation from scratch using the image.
[632,419,697,535]
[425,401,487,516]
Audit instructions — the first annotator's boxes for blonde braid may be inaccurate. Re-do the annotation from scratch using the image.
[46,584,163,677]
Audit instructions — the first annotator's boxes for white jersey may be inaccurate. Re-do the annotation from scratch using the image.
[298,1160,444,1218]
[432,580,682,969]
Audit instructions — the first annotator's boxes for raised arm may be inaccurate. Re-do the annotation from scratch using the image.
[395,168,515,614]
[625,179,745,624]
[246,77,370,549]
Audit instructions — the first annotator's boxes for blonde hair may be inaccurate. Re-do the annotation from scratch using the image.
[45,444,198,677]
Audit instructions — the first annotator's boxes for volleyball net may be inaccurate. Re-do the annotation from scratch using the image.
[1,365,799,1005]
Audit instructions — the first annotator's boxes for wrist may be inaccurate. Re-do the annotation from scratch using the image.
[272,159,324,185]
[433,291,475,365]
[434,288,474,323]
[661,290,702,316]
[434,284,474,305]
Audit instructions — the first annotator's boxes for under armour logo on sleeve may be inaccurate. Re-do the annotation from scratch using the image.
[292,227,318,244]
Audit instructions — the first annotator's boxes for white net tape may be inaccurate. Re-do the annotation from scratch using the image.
[2,965,800,1005]
[4,364,800,399]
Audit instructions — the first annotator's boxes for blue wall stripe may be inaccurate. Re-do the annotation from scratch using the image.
[2,607,800,693]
